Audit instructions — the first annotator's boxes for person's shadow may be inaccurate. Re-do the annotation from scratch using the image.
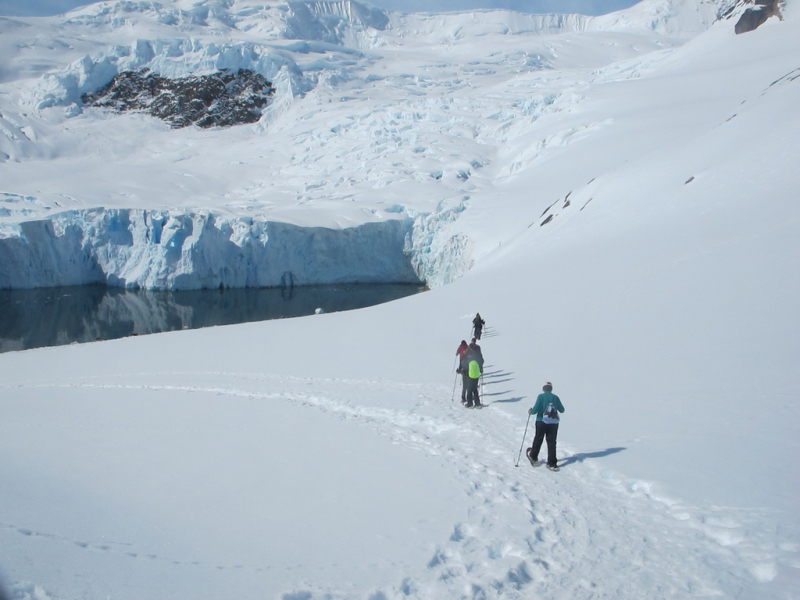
[559,447,626,467]
[477,367,519,402]
[489,395,525,403]
[482,369,512,379]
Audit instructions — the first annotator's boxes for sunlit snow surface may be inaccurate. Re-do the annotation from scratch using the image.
[0,0,720,291]
[1,0,799,598]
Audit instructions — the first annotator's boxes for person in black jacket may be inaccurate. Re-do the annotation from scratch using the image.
[459,340,484,408]
[472,313,485,340]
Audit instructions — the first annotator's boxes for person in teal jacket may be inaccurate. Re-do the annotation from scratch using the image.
[526,382,565,470]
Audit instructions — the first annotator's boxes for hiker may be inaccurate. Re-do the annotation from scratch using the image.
[466,356,482,408]
[459,340,484,408]
[468,338,483,366]
[472,313,485,340]
[526,382,565,470]
[455,340,469,403]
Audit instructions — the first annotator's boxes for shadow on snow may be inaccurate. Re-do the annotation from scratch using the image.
[489,396,526,404]
[560,447,627,467]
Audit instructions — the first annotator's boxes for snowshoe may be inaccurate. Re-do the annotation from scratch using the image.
[546,464,560,472]
[526,448,541,467]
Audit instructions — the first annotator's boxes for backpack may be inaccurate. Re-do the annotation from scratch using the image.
[468,360,481,379]
[542,402,560,424]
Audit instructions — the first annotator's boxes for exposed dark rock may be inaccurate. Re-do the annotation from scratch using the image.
[539,199,557,218]
[81,68,275,128]
[735,0,782,34]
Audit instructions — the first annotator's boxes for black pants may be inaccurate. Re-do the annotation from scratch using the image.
[530,421,559,467]
[466,377,480,406]
[460,372,469,402]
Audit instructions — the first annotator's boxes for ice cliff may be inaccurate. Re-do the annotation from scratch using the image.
[0,208,471,290]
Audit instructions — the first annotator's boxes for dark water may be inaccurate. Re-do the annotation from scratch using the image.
[0,283,426,353]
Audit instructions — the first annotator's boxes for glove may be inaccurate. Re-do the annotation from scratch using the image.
[529,408,535,416]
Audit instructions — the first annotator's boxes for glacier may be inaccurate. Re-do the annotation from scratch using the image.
[0,0,773,295]
[0,207,472,289]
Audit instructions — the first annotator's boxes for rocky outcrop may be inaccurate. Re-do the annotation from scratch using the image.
[81,68,275,128]
[734,0,782,34]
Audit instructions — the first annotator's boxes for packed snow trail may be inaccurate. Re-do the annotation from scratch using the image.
[2,368,794,599]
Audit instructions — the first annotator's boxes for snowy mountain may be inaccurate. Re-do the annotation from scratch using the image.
[0,0,798,599]
[0,0,732,290]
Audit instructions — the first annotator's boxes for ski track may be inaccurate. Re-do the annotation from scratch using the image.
[4,371,792,599]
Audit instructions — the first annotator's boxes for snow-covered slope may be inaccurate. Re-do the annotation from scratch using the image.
[0,0,799,599]
[0,0,733,290]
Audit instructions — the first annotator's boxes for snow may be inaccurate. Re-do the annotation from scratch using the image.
[1,0,799,598]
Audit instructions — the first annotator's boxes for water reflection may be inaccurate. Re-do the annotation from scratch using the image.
[0,283,426,353]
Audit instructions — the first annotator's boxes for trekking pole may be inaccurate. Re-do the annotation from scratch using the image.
[514,413,532,467]
[450,355,458,402]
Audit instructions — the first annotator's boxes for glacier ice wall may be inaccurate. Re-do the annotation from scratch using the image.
[0,208,472,290]
[406,204,473,288]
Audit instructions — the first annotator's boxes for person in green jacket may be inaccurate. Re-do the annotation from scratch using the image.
[526,382,565,470]
[459,340,484,408]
